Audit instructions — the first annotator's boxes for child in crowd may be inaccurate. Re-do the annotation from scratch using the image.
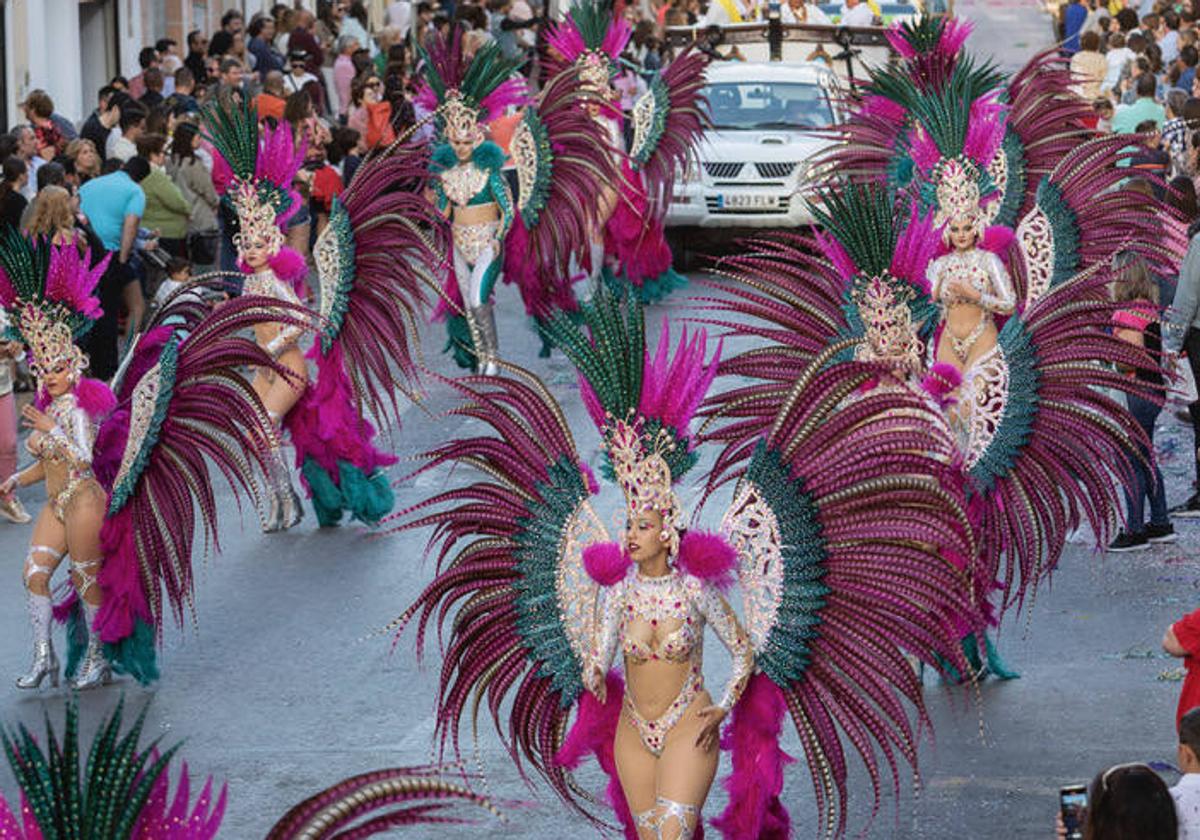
[1175,708,1200,838]
[155,256,193,307]
[1131,119,1172,179]
[1093,97,1116,132]
[1165,611,1200,730]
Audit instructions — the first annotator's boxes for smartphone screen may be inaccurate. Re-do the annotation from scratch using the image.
[1060,784,1088,840]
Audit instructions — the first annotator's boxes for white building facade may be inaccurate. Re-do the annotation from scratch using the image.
[1,0,311,129]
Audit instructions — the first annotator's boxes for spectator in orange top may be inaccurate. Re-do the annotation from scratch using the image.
[347,73,394,149]
[256,72,289,123]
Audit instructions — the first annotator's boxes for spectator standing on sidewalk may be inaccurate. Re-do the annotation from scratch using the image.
[77,158,149,378]
[80,87,121,163]
[139,68,166,109]
[166,122,219,272]
[1107,252,1174,551]
[1062,0,1088,54]
[135,133,189,258]
[65,139,101,185]
[1174,708,1200,838]
[1165,225,1200,516]
[334,35,361,118]
[249,14,285,81]
[1114,73,1167,131]
[11,127,42,201]
[128,46,160,100]
[20,92,69,161]
[0,159,28,229]
[106,100,147,163]
[1072,31,1109,98]
[185,30,210,85]
[209,9,245,58]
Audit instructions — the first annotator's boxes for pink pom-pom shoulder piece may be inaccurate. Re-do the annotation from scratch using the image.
[583,542,631,586]
[676,530,737,591]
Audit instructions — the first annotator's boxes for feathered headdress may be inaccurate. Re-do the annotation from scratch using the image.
[545,286,718,553]
[881,59,1009,238]
[808,181,940,374]
[200,100,306,269]
[0,697,225,839]
[416,32,529,142]
[0,229,107,380]
[544,0,632,98]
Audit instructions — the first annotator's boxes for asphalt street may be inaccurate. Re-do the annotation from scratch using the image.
[2,5,1184,839]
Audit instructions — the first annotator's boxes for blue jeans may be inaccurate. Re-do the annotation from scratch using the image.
[1125,392,1168,532]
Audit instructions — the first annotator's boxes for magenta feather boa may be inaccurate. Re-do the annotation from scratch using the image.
[284,341,397,483]
[711,674,794,840]
[35,377,116,419]
[554,670,637,839]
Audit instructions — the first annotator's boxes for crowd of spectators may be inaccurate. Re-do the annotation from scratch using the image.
[1062,0,1200,186]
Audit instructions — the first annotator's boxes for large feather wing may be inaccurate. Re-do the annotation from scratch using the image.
[312,137,447,424]
[629,48,708,219]
[384,366,609,819]
[504,71,621,319]
[709,356,979,838]
[1009,135,1187,308]
[965,265,1160,611]
[94,295,309,682]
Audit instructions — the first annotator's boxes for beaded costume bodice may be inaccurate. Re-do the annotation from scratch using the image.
[926,248,1016,314]
[27,393,95,480]
[591,566,752,711]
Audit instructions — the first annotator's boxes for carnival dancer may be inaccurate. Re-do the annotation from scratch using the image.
[0,228,302,688]
[823,15,1180,303]
[386,286,980,838]
[417,34,526,373]
[203,101,442,527]
[926,162,1015,377]
[542,0,706,304]
[707,31,1170,634]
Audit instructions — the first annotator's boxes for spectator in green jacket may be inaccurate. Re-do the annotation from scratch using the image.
[134,133,189,257]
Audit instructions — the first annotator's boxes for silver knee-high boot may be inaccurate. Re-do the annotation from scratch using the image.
[70,597,111,690]
[16,590,58,689]
[471,303,500,376]
[17,547,61,689]
[263,414,304,533]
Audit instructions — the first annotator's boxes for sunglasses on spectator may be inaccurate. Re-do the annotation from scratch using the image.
[366,80,382,89]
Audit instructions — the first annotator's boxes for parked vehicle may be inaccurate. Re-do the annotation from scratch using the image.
[666,60,840,242]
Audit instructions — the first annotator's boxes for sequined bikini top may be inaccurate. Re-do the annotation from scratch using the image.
[619,570,702,664]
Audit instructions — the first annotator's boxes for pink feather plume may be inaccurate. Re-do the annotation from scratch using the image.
[814,227,859,282]
[44,243,107,320]
[889,204,940,293]
[640,319,721,443]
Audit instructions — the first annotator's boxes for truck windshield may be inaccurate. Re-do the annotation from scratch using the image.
[705,81,834,131]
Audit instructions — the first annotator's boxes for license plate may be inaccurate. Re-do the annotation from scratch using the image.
[718,194,778,209]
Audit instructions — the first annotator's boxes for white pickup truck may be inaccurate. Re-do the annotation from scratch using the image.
[665,61,840,235]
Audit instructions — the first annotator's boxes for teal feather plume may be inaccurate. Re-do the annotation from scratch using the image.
[198,98,259,182]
